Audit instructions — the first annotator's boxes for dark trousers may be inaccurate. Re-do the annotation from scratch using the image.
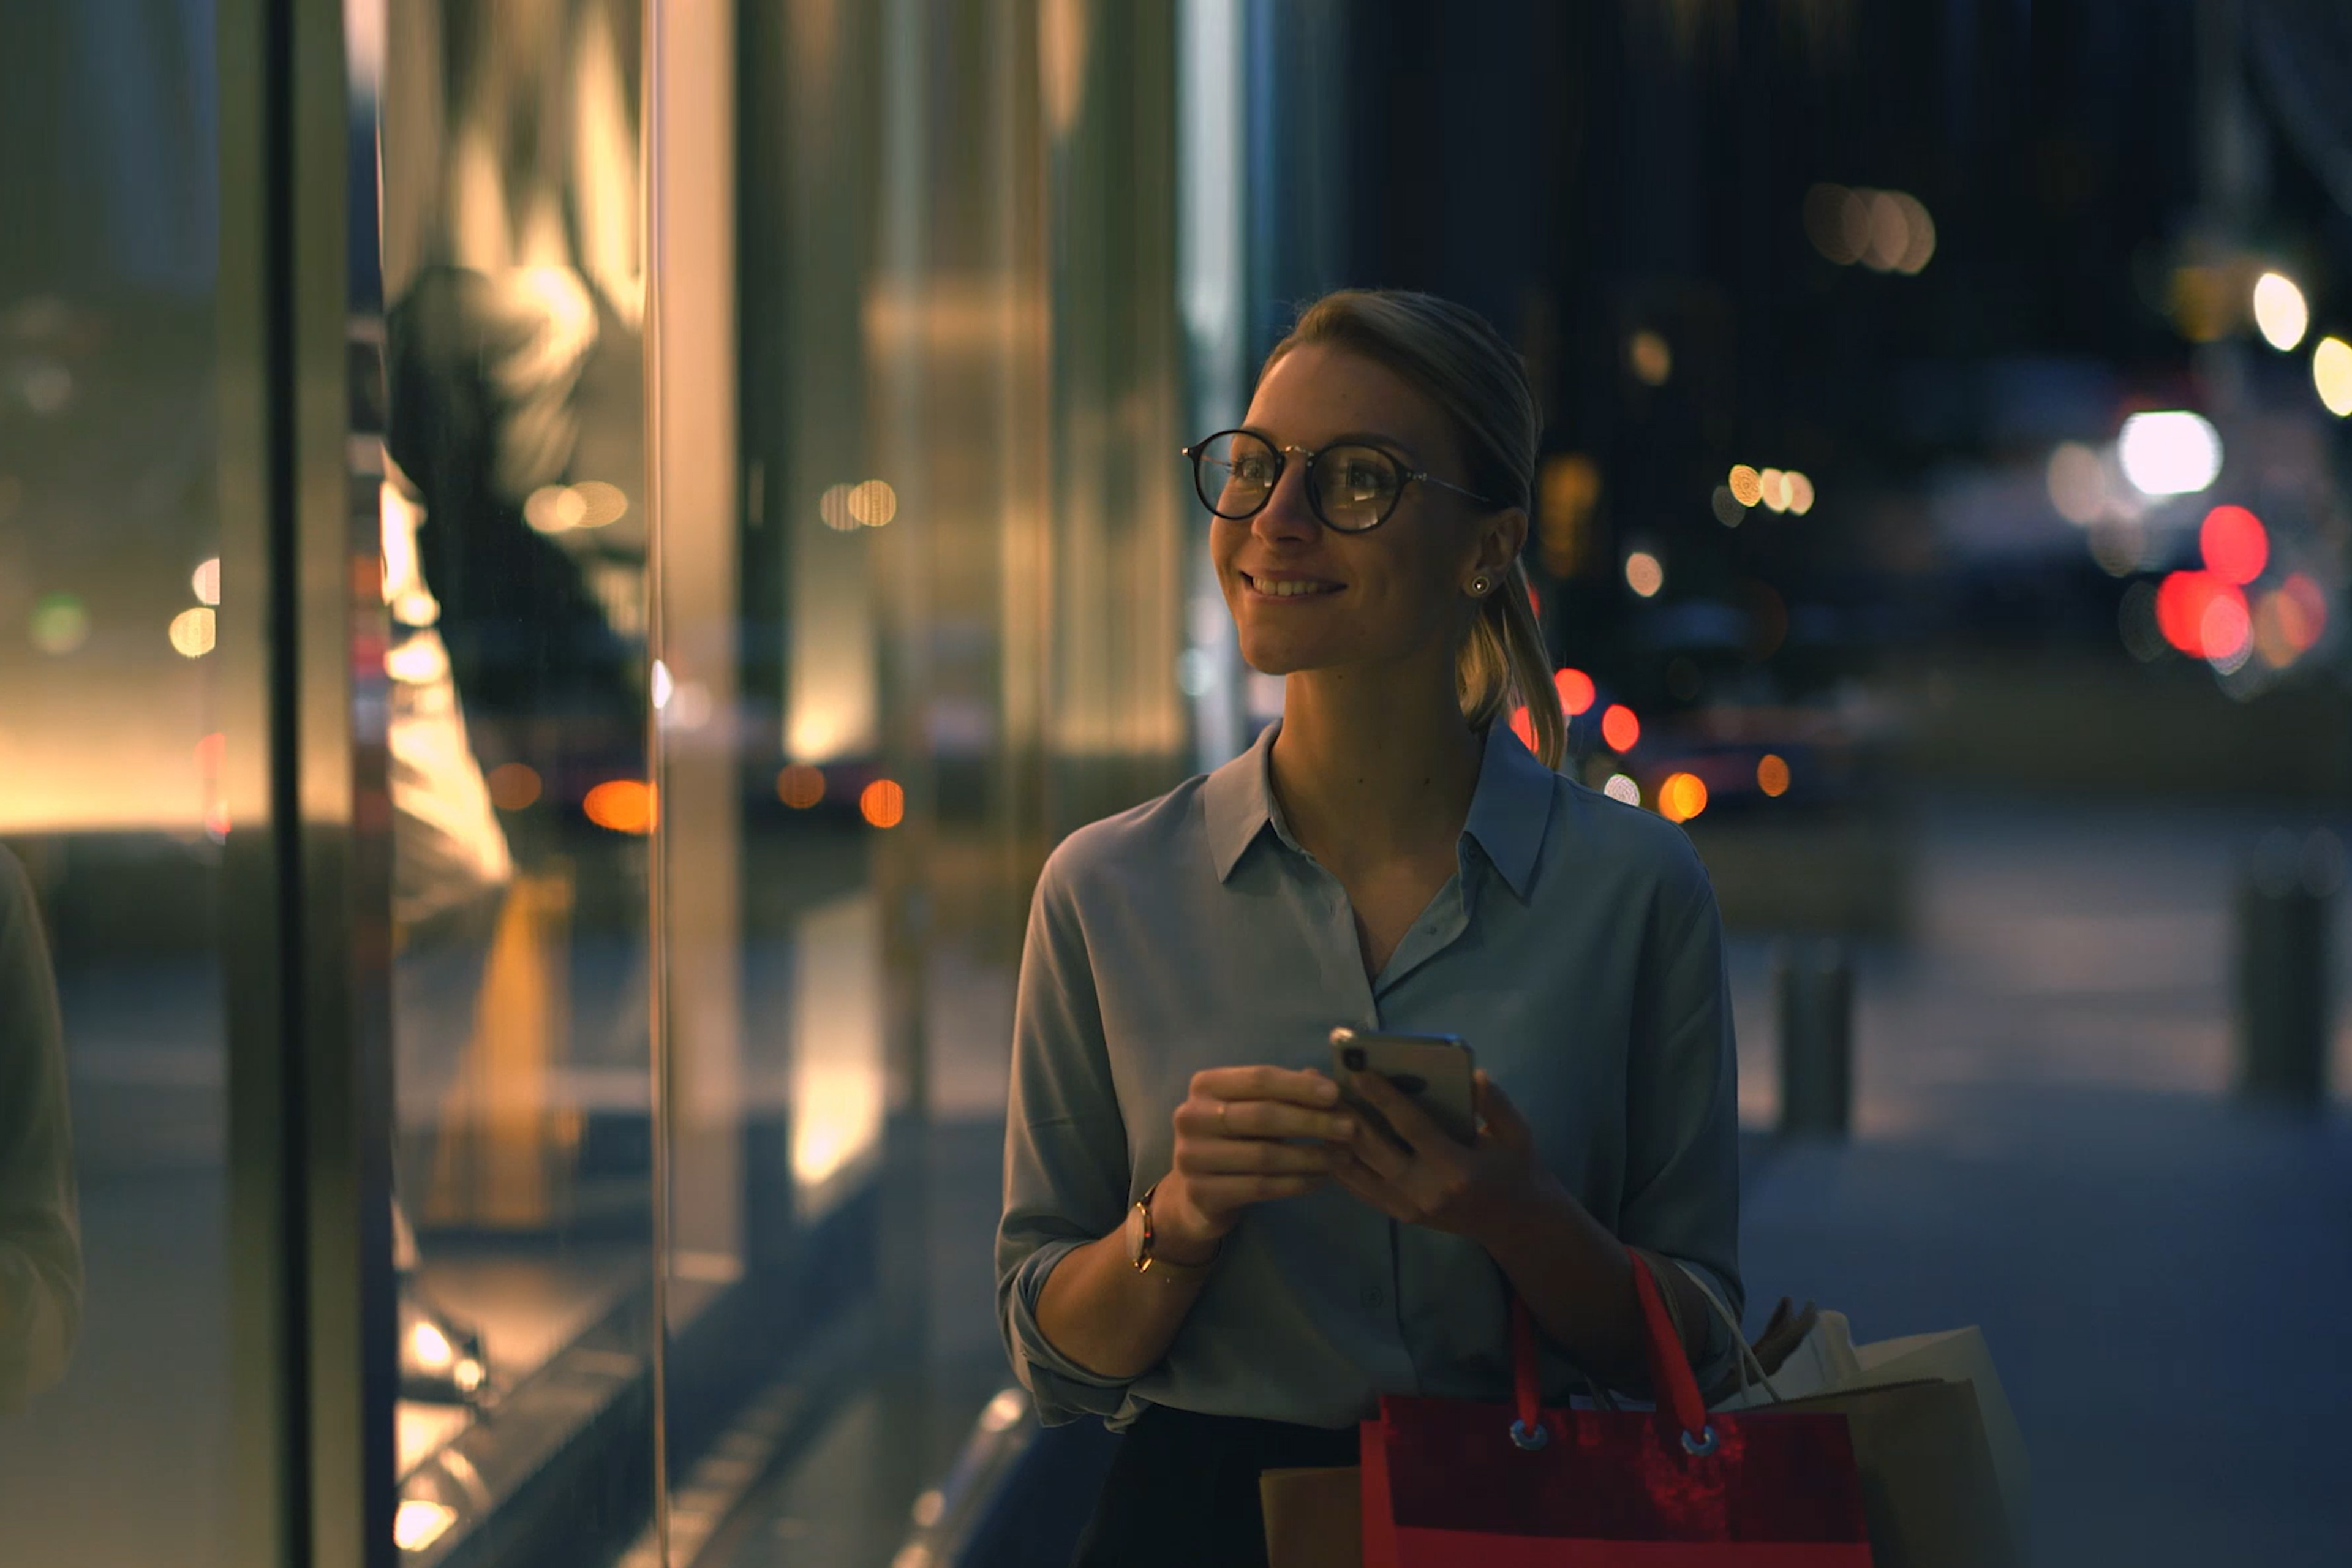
[1071,1404,1359,1567]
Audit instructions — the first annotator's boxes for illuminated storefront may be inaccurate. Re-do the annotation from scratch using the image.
[0,2,1267,1561]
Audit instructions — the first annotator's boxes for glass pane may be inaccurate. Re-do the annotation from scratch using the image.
[680,5,1202,1562]
[369,2,661,1559]
[0,6,233,1562]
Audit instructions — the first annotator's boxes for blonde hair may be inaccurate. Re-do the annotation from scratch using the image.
[1259,290,1562,770]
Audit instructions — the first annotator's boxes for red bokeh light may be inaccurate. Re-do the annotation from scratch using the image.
[2199,505,2268,586]
[1600,703,1640,753]
[1510,705,1536,750]
[2154,570,2249,658]
[1553,667,1596,716]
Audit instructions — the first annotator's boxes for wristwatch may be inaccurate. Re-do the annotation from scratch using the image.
[1125,1180,1219,1276]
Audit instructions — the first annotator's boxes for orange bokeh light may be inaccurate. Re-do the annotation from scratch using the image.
[859,778,906,829]
[778,763,827,809]
[2252,575,2327,668]
[1509,706,1536,751]
[1553,667,1596,717]
[488,763,543,811]
[584,778,657,834]
[1600,703,1640,753]
[1757,753,1791,797]
[2199,505,2268,586]
[1658,772,1709,823]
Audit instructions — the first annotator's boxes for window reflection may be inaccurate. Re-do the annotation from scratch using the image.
[0,9,235,1562]
[376,0,659,1554]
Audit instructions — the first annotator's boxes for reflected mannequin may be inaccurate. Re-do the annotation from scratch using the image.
[0,846,81,1410]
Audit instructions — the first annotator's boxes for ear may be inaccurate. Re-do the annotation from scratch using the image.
[1470,506,1529,584]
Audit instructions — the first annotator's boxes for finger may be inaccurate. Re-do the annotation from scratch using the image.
[1172,1096,1354,1145]
[1178,1139,1337,1177]
[1218,1099,1359,1143]
[1474,1071,1533,1149]
[1344,1120,1412,1182]
[1192,1065,1341,1109]
[1348,1069,1446,1152]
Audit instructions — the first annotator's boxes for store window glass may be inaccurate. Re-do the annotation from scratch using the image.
[371,2,662,1560]
[0,5,236,1563]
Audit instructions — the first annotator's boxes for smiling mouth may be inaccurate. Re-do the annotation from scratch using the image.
[1242,572,1342,599]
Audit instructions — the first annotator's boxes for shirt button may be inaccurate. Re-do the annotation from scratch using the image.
[1360,1286,1385,1310]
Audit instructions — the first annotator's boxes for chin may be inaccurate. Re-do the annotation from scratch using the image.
[1234,631,1317,678]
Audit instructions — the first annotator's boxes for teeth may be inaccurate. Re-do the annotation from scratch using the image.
[1256,576,1334,598]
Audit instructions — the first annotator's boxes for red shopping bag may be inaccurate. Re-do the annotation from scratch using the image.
[1360,1253,1874,1566]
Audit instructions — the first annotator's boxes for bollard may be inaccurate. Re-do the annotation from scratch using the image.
[2236,829,2339,1108]
[1776,937,1854,1138]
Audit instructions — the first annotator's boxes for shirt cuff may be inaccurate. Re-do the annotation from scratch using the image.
[1658,1254,1744,1393]
[1002,1238,1136,1425]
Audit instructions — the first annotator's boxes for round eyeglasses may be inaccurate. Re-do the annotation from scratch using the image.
[1182,428,1504,533]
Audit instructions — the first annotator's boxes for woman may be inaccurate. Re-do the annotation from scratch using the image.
[997,290,1740,1564]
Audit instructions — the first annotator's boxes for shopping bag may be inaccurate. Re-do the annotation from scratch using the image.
[1712,1308,1863,1407]
[1359,1253,1874,1566]
[1771,1380,2012,1568]
[1261,1464,1363,1568]
[1847,1329,2029,1556]
[1670,1267,2023,1568]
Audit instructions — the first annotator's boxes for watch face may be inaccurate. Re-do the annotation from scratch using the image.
[1124,1199,1147,1267]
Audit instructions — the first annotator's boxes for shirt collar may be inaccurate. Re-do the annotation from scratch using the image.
[1461,717,1556,902]
[1201,717,1555,899]
[1202,719,1286,882]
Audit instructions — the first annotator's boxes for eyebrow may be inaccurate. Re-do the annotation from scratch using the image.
[1238,426,1423,466]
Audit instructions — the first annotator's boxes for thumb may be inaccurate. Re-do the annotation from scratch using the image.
[1475,1071,1533,1150]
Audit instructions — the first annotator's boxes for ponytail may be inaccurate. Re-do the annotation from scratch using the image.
[1458,559,1564,770]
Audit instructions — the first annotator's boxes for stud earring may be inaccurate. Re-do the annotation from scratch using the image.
[1469,575,1491,596]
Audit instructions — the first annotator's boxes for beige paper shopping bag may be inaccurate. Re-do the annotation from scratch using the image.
[1845,1327,2030,1553]
[1260,1464,1362,1568]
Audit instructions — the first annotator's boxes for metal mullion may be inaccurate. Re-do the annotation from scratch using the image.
[221,2,394,1566]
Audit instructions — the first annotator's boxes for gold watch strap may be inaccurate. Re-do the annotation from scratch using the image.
[1133,1180,1218,1275]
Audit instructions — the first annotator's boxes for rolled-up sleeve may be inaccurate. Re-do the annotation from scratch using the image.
[995,850,1136,1424]
[1620,843,1744,1388]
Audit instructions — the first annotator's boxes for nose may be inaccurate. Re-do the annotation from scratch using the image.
[1250,454,1319,546]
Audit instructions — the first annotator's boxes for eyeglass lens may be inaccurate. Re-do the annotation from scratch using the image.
[1194,431,1402,532]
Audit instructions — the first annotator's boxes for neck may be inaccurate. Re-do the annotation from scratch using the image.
[1269,657,1483,872]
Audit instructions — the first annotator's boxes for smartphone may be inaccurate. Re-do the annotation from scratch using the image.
[1327,1027,1477,1147]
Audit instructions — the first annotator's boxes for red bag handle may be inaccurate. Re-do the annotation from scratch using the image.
[1509,1295,1547,1449]
[1630,1250,1717,1455]
[1506,1251,1716,1457]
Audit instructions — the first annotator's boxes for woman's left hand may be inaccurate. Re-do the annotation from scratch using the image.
[1329,1069,1552,1245]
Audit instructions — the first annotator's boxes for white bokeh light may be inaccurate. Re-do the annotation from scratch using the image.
[2252,272,2309,352]
[2117,411,2222,497]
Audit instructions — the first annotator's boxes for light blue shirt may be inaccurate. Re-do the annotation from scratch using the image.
[997,718,1741,1429]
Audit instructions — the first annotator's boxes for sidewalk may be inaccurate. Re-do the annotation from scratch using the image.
[1727,797,2352,1564]
[1740,1085,2351,1564]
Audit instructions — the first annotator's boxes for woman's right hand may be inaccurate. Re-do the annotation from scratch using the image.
[1153,1066,1357,1259]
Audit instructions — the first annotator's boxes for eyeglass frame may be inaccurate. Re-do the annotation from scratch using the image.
[1180,427,1509,534]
